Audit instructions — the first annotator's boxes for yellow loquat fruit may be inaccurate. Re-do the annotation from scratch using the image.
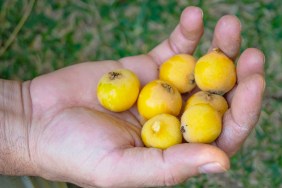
[97,69,140,112]
[194,48,236,95]
[159,54,197,93]
[141,114,182,149]
[181,103,222,143]
[137,80,182,120]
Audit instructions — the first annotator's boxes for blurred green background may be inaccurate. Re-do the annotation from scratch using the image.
[0,0,281,187]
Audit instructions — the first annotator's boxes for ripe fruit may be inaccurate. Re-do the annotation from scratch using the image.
[137,80,182,120]
[194,48,236,95]
[159,54,196,93]
[97,69,140,112]
[184,91,228,116]
[141,114,182,149]
[181,104,222,143]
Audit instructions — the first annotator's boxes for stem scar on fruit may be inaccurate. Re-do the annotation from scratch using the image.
[184,91,228,116]
[213,47,222,53]
[161,83,174,93]
[152,121,161,133]
[109,71,122,80]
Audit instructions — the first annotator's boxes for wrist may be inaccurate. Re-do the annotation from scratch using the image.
[0,79,36,176]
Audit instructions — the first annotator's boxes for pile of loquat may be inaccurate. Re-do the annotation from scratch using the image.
[97,48,236,149]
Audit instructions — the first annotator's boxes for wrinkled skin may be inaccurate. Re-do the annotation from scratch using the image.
[27,7,265,187]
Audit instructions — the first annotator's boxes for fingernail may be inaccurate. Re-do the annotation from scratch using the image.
[198,162,226,174]
[200,9,204,18]
[194,7,203,18]
[261,77,266,92]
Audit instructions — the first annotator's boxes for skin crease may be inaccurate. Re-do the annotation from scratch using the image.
[22,6,265,188]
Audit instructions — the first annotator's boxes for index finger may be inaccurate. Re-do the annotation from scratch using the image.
[149,6,204,65]
[209,15,242,60]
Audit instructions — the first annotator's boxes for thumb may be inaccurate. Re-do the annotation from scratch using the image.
[101,144,229,187]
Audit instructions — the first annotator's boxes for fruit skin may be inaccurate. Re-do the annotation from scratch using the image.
[194,48,236,95]
[184,91,228,116]
[141,114,182,149]
[137,80,182,120]
[181,104,222,143]
[159,54,196,93]
[97,69,140,112]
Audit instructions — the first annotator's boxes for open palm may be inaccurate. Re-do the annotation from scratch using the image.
[27,7,265,187]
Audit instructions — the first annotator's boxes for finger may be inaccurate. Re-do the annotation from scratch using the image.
[149,6,204,65]
[217,74,265,156]
[210,15,241,60]
[119,55,159,86]
[96,144,229,187]
[225,48,265,103]
[236,48,265,82]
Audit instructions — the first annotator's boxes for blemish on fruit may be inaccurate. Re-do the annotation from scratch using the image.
[189,74,195,84]
[180,125,186,133]
[209,90,225,96]
[206,92,212,101]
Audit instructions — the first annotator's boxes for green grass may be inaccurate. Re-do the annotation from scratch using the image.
[1,0,282,187]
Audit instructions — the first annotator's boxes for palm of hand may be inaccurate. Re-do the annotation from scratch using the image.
[29,61,148,186]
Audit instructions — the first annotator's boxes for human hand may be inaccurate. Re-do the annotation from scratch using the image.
[24,6,265,187]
